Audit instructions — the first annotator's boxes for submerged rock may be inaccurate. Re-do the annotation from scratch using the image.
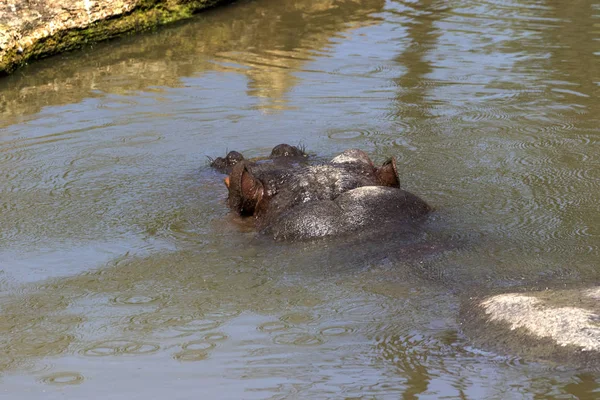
[0,0,230,75]
[462,286,600,365]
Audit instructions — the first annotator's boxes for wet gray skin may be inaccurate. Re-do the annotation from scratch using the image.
[263,186,431,241]
[1,0,600,397]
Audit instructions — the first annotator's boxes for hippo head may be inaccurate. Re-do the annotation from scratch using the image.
[219,148,431,241]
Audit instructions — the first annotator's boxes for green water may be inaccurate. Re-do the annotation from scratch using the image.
[0,0,599,398]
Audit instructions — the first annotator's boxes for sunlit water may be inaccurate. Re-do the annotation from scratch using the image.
[0,0,599,398]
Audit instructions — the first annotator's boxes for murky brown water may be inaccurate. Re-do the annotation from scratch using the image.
[1,0,599,397]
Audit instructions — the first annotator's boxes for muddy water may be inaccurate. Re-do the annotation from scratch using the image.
[0,0,599,397]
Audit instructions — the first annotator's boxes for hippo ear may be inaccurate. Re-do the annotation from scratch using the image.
[227,162,264,216]
[376,157,400,188]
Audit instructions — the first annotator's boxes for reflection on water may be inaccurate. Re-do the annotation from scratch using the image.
[0,0,384,123]
[0,0,600,397]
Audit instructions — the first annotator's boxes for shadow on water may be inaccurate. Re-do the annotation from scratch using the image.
[543,0,600,105]
[391,0,446,121]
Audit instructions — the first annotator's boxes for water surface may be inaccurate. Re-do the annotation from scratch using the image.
[0,0,599,398]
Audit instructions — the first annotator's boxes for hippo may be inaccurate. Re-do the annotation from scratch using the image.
[212,145,432,241]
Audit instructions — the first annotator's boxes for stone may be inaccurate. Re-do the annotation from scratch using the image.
[462,286,600,365]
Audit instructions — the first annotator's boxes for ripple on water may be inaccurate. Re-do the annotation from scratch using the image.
[40,314,86,334]
[326,129,364,140]
[0,314,38,334]
[9,333,74,357]
[328,128,420,148]
[40,372,85,386]
[258,321,290,333]
[81,340,160,357]
[151,329,193,340]
[96,96,138,110]
[272,332,324,346]
[172,349,211,362]
[540,120,577,134]
[172,336,222,362]
[204,309,242,320]
[375,332,463,371]
[459,105,513,122]
[12,355,56,374]
[171,319,222,333]
[526,166,600,193]
[126,312,195,331]
[279,312,321,325]
[334,298,389,319]
[181,340,217,352]
[456,345,526,374]
[0,355,16,372]
[117,131,164,146]
[111,294,164,306]
[1,138,75,188]
[467,126,600,253]
[319,325,355,336]
[203,332,228,342]
[366,63,398,77]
